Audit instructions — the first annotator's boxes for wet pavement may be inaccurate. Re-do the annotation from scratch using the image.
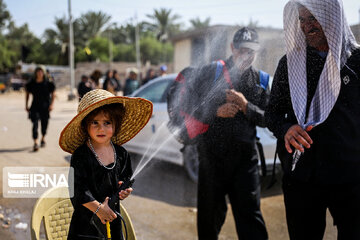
[0,89,337,239]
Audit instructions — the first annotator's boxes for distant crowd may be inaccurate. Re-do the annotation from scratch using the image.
[77,65,168,100]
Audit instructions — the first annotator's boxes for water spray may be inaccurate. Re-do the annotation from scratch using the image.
[130,71,240,180]
[129,29,253,180]
[131,122,181,179]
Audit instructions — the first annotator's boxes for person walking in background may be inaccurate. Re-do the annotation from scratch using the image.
[112,70,122,94]
[103,70,121,95]
[102,70,114,92]
[159,65,167,76]
[265,0,360,239]
[46,69,54,82]
[90,69,102,89]
[25,66,56,152]
[192,27,270,240]
[77,74,93,101]
[123,68,139,96]
[142,68,157,85]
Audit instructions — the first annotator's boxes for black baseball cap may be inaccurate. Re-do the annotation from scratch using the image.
[233,27,260,51]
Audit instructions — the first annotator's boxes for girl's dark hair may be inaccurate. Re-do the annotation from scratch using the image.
[33,67,46,82]
[81,103,126,137]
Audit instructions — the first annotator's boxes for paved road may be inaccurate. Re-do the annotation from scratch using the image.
[0,89,337,239]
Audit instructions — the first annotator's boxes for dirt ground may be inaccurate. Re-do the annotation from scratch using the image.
[0,88,337,239]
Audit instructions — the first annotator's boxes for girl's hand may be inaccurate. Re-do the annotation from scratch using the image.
[118,181,133,200]
[96,197,117,224]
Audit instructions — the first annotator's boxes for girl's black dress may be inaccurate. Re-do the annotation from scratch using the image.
[67,143,132,240]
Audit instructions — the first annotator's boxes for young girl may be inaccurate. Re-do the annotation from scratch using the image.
[59,89,153,240]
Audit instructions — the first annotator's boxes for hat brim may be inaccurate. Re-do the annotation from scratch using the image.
[236,42,260,51]
[59,96,153,154]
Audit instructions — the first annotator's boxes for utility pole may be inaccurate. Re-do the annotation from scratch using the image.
[68,0,75,100]
[108,29,113,69]
[135,12,141,80]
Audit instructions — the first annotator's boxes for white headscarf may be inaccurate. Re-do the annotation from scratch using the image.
[283,0,359,128]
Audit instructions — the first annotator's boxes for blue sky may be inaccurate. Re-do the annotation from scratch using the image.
[4,0,360,37]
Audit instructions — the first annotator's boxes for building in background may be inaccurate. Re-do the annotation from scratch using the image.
[171,24,360,76]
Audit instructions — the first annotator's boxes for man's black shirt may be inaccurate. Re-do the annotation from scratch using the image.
[192,57,270,148]
[265,48,360,183]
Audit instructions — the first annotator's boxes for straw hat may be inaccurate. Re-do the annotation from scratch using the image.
[59,89,153,154]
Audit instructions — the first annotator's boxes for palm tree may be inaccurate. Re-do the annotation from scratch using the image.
[190,17,211,30]
[109,21,152,44]
[43,16,86,64]
[44,16,69,47]
[77,11,112,62]
[7,22,41,62]
[43,16,70,65]
[43,11,111,64]
[0,0,11,31]
[77,11,111,41]
[146,8,182,42]
[104,23,127,44]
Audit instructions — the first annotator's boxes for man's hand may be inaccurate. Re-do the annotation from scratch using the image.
[284,124,313,153]
[216,103,241,118]
[226,89,248,113]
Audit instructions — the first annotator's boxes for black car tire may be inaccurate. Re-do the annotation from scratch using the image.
[182,144,199,183]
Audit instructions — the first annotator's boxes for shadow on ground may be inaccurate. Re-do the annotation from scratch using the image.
[0,147,31,153]
[128,154,283,208]
[63,153,283,207]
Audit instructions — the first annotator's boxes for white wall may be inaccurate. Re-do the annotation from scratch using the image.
[174,39,192,73]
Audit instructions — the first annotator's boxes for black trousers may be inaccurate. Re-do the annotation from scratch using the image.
[68,211,124,240]
[197,142,268,240]
[283,175,360,240]
[30,110,49,140]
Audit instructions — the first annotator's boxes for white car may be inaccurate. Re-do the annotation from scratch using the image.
[124,74,277,182]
